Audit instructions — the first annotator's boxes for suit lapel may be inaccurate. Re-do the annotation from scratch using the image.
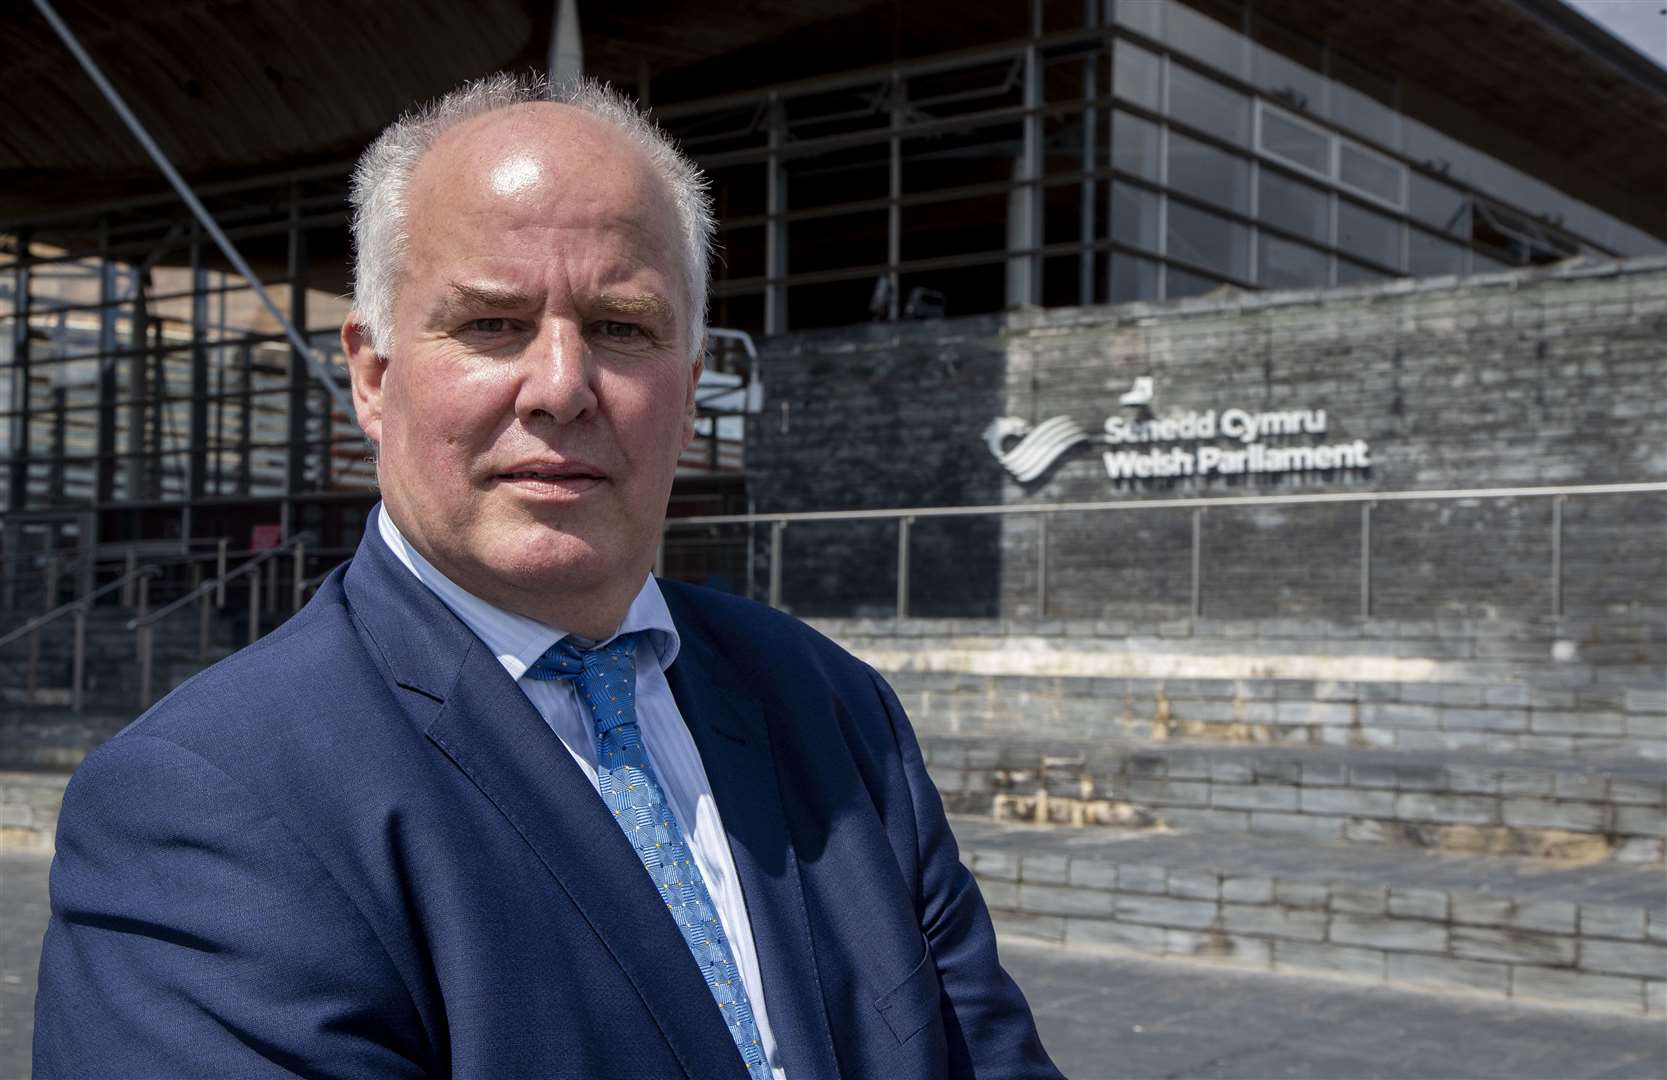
[664,611,842,1080]
[343,516,747,1080]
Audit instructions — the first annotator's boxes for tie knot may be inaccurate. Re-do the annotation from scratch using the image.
[527,632,641,736]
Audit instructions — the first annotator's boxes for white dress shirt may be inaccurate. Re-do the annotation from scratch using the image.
[378,511,786,1078]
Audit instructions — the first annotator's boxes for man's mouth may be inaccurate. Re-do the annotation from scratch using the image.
[495,463,608,491]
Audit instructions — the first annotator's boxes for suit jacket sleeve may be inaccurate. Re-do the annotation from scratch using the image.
[865,667,1062,1079]
[33,733,431,1079]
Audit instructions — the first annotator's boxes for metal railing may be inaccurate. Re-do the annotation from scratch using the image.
[128,533,313,709]
[0,564,161,711]
[660,481,1667,618]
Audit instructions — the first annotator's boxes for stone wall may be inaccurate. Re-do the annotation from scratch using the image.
[746,258,1667,623]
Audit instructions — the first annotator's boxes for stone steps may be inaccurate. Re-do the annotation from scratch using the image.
[816,614,1667,672]
[0,707,137,769]
[892,672,1665,758]
[924,735,1667,864]
[0,770,70,852]
[953,815,1666,1017]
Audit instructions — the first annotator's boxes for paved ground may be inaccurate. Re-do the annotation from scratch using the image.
[1000,934,1667,1079]
[4,850,1665,1080]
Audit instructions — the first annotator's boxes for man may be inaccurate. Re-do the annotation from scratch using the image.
[34,76,1060,1079]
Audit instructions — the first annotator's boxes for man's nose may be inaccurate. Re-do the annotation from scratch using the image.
[517,318,598,425]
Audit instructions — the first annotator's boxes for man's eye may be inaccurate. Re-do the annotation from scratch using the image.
[598,321,642,340]
[467,318,510,333]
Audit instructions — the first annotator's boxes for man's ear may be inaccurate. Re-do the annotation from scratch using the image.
[343,314,387,445]
[681,347,704,452]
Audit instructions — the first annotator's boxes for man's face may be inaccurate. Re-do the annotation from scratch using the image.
[346,104,700,635]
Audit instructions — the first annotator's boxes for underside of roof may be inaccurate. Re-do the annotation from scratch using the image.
[2,0,1662,237]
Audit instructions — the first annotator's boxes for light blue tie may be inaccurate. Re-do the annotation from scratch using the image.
[527,634,770,1080]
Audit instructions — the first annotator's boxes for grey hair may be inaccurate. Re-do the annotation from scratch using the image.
[348,73,714,359]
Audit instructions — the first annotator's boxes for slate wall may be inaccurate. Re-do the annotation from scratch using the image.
[745,258,1667,624]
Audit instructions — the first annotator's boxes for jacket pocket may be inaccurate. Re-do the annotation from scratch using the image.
[871,941,942,1045]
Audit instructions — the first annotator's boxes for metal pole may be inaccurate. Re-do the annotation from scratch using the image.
[198,593,211,662]
[887,74,902,321]
[1036,513,1048,618]
[764,94,786,335]
[44,556,59,610]
[896,516,913,620]
[216,538,228,606]
[1190,508,1204,618]
[266,558,278,614]
[249,570,261,646]
[31,0,357,426]
[1079,0,1098,304]
[136,574,151,707]
[71,608,85,713]
[1551,495,1564,618]
[1360,502,1374,619]
[293,541,305,611]
[137,625,152,711]
[6,229,31,514]
[26,628,40,705]
[122,548,137,607]
[768,521,785,609]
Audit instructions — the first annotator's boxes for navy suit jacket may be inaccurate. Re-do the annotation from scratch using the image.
[35,517,1060,1079]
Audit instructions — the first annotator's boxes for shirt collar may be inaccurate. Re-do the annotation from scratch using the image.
[375,504,680,680]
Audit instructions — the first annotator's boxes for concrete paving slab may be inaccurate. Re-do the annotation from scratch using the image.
[1003,935,1667,1079]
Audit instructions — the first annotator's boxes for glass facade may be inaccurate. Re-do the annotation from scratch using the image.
[654,0,1662,332]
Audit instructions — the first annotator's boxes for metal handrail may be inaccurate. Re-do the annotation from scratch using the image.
[129,532,313,710]
[130,533,310,631]
[0,564,161,712]
[657,481,1667,617]
[660,481,1666,527]
[0,565,160,649]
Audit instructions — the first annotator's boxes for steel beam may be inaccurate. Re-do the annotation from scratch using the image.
[32,0,356,427]
[188,224,209,500]
[94,218,117,504]
[7,228,30,512]
[286,184,309,499]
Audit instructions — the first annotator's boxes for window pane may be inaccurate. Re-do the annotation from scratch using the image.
[1337,259,1390,286]
[1112,111,1161,182]
[1339,142,1403,206]
[1337,200,1401,270]
[1167,131,1250,214]
[1473,249,1513,273]
[1330,80,1398,149]
[901,120,1026,195]
[1166,265,1223,300]
[1167,200,1249,279]
[1409,172,1470,235]
[1258,234,1329,289]
[1253,43,1324,114]
[1111,253,1160,302]
[1258,169,1329,244]
[1112,181,1161,252]
[1168,64,1250,145]
[1408,229,1465,278]
[1114,40,1162,111]
[1114,0,1164,39]
[1259,106,1329,176]
[1165,0,1248,79]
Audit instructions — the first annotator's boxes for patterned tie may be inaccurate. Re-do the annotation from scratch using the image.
[527,634,770,1080]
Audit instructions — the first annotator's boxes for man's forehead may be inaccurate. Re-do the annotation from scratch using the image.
[420,102,645,185]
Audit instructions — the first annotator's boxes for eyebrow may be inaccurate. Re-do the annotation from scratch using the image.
[594,293,675,321]
[443,281,539,311]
